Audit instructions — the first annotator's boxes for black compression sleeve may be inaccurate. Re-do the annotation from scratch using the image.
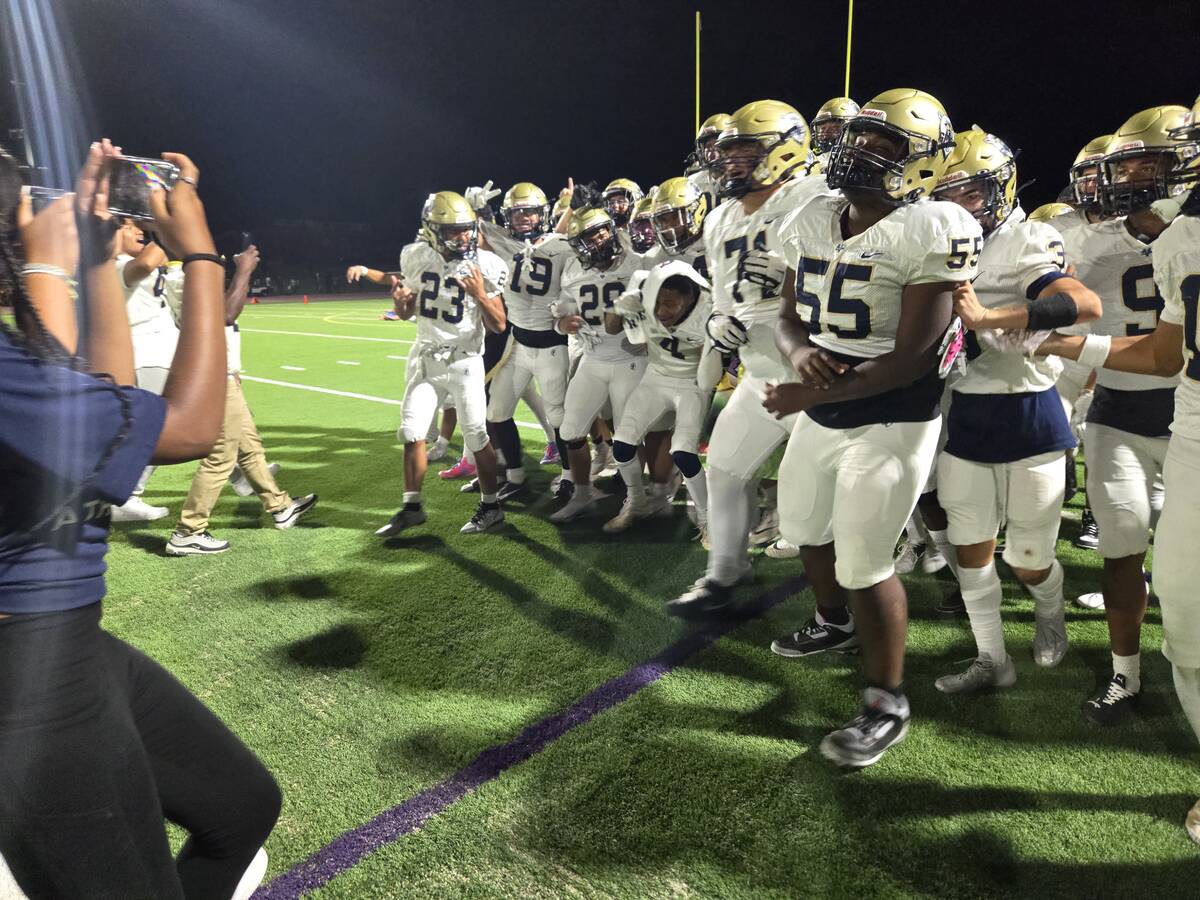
[1026,292,1078,331]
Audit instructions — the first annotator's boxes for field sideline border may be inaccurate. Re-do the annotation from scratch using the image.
[256,575,810,898]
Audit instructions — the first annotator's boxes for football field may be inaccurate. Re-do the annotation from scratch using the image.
[105,298,1199,898]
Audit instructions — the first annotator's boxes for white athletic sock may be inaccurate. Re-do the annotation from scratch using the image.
[684,470,708,526]
[617,457,646,508]
[1172,664,1200,744]
[1026,559,1065,620]
[573,482,592,500]
[927,528,960,580]
[652,481,671,500]
[1114,652,1142,692]
[495,447,507,468]
[706,468,753,585]
[560,469,575,483]
[465,448,476,465]
[904,514,925,545]
[403,491,421,506]
[482,492,498,504]
[959,562,1006,662]
[506,467,527,484]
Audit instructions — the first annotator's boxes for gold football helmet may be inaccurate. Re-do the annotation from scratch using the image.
[567,206,620,268]
[694,113,733,171]
[603,178,643,226]
[1027,202,1075,223]
[1169,94,1200,141]
[715,100,810,198]
[628,196,658,253]
[825,88,956,204]
[932,127,1017,234]
[499,182,550,241]
[419,191,478,260]
[811,97,860,154]
[651,176,709,251]
[1099,105,1200,217]
[1069,135,1112,210]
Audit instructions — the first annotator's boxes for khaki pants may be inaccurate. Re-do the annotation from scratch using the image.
[178,376,290,535]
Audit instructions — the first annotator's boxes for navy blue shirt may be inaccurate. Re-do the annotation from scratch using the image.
[0,332,166,614]
[945,388,1076,464]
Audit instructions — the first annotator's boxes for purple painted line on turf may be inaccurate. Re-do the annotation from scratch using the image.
[255,575,808,899]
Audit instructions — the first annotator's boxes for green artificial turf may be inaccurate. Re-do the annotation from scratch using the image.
[101,298,1200,898]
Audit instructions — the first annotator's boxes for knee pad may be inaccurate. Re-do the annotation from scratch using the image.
[671,450,702,478]
[612,440,638,464]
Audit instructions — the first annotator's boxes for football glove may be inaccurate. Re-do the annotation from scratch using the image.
[570,182,603,211]
[706,313,749,351]
[615,286,644,320]
[737,249,785,297]
[463,180,501,212]
[976,327,1051,358]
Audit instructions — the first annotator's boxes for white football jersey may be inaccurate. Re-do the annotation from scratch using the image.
[954,217,1068,395]
[482,222,571,332]
[116,254,178,370]
[641,240,709,281]
[637,261,713,380]
[559,249,646,363]
[1064,217,1180,392]
[1152,214,1200,440]
[776,195,983,359]
[399,242,508,354]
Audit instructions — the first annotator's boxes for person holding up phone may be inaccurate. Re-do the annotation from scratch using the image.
[0,142,279,899]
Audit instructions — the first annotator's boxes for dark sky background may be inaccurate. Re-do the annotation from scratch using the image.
[4,0,1200,263]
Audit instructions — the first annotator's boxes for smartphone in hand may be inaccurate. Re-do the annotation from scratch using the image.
[108,156,180,221]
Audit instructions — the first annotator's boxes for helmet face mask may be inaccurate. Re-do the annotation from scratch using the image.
[629,215,657,253]
[437,223,478,260]
[717,138,767,198]
[504,204,547,241]
[1071,162,1101,209]
[1096,106,1200,218]
[935,174,1005,234]
[420,191,479,261]
[569,221,618,269]
[1099,150,1175,217]
[825,121,910,198]
[811,118,847,154]
[605,190,634,226]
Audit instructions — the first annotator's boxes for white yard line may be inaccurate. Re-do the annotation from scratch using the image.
[386,355,408,361]
[336,360,361,366]
[239,327,413,344]
[280,365,306,372]
[241,376,542,432]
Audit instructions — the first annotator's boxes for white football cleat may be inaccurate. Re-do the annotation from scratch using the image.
[921,544,948,574]
[551,489,601,523]
[1075,591,1105,610]
[111,497,168,523]
[893,540,925,575]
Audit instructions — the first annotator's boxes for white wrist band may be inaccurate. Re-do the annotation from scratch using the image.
[21,263,76,287]
[1076,334,1112,370]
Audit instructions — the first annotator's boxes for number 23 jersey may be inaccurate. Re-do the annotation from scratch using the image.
[775,194,982,360]
[399,242,509,353]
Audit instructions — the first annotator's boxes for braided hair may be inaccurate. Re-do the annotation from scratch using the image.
[0,147,134,539]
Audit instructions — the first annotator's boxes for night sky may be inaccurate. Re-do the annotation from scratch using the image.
[5,0,1200,264]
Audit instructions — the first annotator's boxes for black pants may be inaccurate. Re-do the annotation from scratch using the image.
[0,604,281,899]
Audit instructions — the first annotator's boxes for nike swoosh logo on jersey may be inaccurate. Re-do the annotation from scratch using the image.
[859,250,887,259]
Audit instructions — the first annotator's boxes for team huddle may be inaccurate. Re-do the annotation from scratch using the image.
[348,89,1200,837]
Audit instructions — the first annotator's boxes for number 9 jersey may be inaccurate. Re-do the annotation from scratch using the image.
[775,194,983,361]
[399,241,509,354]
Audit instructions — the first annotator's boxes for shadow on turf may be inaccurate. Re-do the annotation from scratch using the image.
[283,624,367,669]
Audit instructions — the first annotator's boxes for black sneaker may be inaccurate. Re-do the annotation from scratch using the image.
[935,589,966,617]
[819,688,911,768]
[496,480,529,502]
[1075,508,1099,550]
[375,504,426,537]
[666,578,736,619]
[770,615,858,657]
[1082,673,1139,726]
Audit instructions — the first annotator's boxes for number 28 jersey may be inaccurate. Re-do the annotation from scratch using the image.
[775,194,982,360]
[559,251,646,363]
[1153,214,1200,440]
[399,242,509,354]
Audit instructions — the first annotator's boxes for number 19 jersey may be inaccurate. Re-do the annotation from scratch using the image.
[482,223,573,332]
[399,242,509,354]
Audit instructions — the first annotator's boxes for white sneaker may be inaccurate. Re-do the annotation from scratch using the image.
[1033,608,1069,667]
[935,655,1016,694]
[1187,798,1200,845]
[921,544,948,574]
[590,442,614,479]
[232,848,269,900]
[551,488,601,523]
[644,491,673,518]
[893,540,925,575]
[1075,591,1105,610]
[230,463,281,497]
[461,503,504,534]
[166,530,230,556]
[766,538,800,559]
[111,497,168,523]
[603,496,649,533]
[272,493,318,529]
[426,437,450,463]
[748,508,780,547]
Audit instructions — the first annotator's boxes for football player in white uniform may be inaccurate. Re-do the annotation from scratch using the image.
[645,176,710,276]
[930,128,1101,693]
[478,182,575,499]
[1036,107,1192,724]
[628,196,658,254]
[551,206,648,521]
[664,99,826,614]
[687,113,731,213]
[607,261,721,532]
[765,89,979,768]
[1028,96,1200,839]
[602,179,643,231]
[810,97,860,171]
[375,192,511,536]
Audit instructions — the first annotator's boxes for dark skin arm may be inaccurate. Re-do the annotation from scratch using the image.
[775,266,850,388]
[224,245,259,325]
[764,280,954,417]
